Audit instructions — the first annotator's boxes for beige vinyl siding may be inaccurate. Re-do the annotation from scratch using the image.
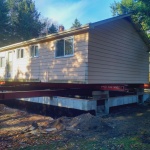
[88,18,149,84]
[0,52,6,79]
[39,33,88,83]
[1,32,88,83]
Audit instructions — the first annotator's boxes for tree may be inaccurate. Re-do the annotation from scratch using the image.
[7,0,18,25]
[16,0,45,41]
[6,0,45,43]
[110,0,135,16]
[40,17,52,35]
[110,0,150,37]
[71,18,82,29]
[40,17,58,35]
[0,0,10,46]
[48,24,58,34]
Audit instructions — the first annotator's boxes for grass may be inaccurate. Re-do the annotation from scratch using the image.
[103,136,150,150]
[19,140,103,150]
[19,135,150,150]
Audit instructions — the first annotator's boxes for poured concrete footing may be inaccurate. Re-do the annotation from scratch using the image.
[17,93,150,115]
[18,96,97,111]
[104,93,150,114]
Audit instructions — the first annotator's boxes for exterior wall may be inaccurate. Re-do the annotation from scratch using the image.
[0,18,149,84]
[88,18,149,84]
[0,52,6,79]
[0,32,89,83]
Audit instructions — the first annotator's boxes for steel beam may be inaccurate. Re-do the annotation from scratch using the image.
[0,86,47,91]
[0,89,94,100]
[0,82,130,91]
[0,81,145,92]
[0,90,66,100]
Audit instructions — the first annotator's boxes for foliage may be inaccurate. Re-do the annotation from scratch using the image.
[0,0,45,47]
[8,0,45,42]
[48,24,58,34]
[40,17,52,35]
[39,17,58,35]
[71,18,82,29]
[7,0,18,25]
[0,0,10,46]
[110,0,150,36]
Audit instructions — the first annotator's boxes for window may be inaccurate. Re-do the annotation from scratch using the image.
[17,49,24,59]
[0,57,5,68]
[30,45,39,57]
[55,37,73,57]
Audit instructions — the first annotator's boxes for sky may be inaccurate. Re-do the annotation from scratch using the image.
[35,0,121,29]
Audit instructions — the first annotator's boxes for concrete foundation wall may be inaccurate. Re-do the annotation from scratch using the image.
[18,96,97,111]
[105,93,150,114]
[17,93,150,115]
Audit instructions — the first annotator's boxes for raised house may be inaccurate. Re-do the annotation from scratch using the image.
[0,14,149,84]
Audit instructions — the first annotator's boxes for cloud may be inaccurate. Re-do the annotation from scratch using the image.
[35,0,121,29]
[35,0,88,28]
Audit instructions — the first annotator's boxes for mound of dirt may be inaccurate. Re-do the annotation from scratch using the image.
[0,104,5,110]
[0,104,19,114]
[48,113,110,131]
[69,113,101,130]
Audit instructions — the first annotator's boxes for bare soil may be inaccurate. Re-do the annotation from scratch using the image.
[0,101,150,150]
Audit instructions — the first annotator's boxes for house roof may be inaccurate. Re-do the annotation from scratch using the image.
[89,14,131,28]
[0,24,89,52]
[0,14,149,52]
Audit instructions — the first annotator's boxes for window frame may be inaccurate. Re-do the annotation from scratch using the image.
[30,45,39,58]
[0,57,5,68]
[55,36,74,58]
[17,48,24,59]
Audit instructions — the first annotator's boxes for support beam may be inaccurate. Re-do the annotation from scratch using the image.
[0,82,130,91]
[0,90,67,100]
[0,89,93,100]
[92,91,109,100]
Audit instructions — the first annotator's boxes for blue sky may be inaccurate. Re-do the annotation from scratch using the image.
[35,0,121,29]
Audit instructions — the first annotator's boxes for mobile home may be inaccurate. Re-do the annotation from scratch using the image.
[0,14,149,84]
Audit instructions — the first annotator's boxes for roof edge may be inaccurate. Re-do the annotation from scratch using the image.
[0,24,89,52]
[89,13,150,50]
[89,14,131,28]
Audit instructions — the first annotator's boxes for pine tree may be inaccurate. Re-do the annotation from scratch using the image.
[0,0,10,46]
[71,18,82,29]
[7,0,18,24]
[48,24,58,34]
[7,0,45,43]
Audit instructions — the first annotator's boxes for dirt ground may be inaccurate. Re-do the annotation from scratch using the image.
[0,101,150,150]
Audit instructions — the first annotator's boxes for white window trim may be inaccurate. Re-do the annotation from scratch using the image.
[30,45,39,58]
[55,36,74,58]
[17,48,24,59]
[0,57,5,68]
